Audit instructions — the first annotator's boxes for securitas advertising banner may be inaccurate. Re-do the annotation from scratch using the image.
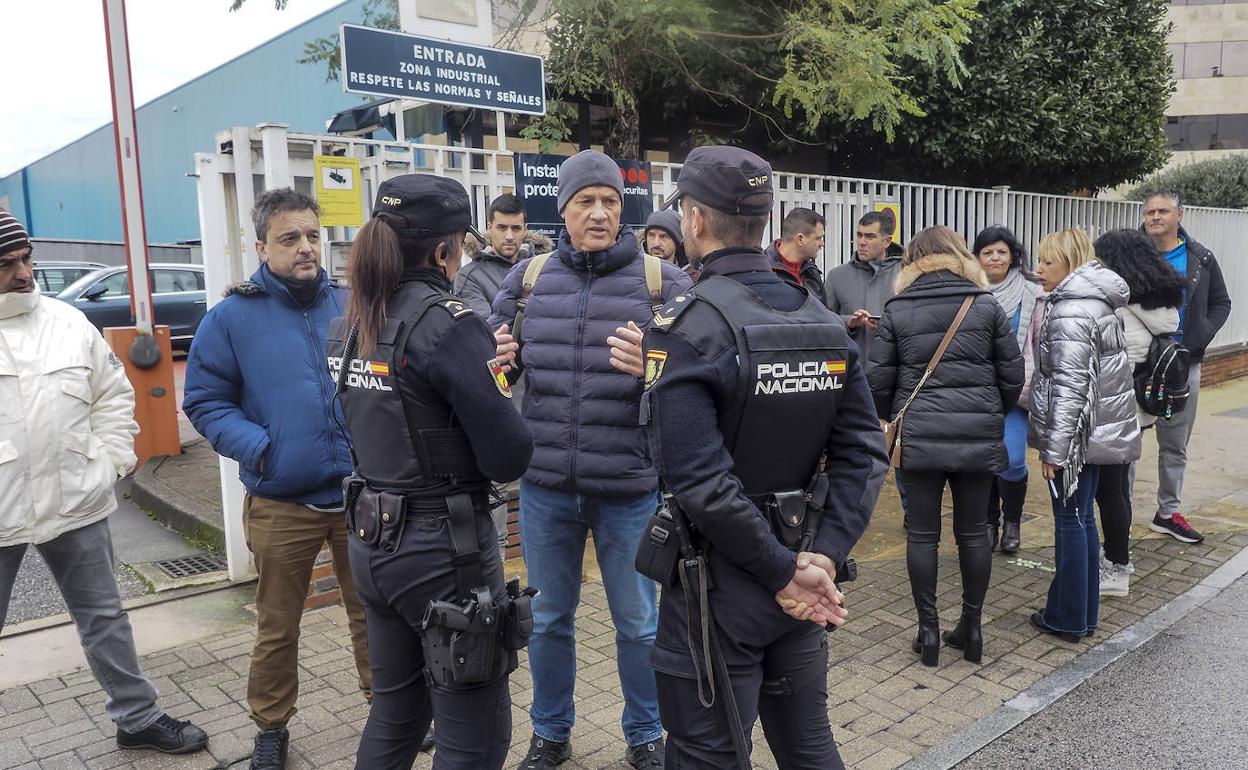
[516,153,655,239]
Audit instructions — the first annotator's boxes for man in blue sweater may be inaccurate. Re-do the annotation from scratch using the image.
[183,189,368,770]
[490,151,691,769]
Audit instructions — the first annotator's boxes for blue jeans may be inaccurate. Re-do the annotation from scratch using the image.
[1042,465,1101,635]
[999,406,1030,483]
[519,480,662,747]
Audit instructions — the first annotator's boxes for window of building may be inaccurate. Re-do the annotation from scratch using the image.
[1184,42,1224,78]
[1223,41,1248,76]
[1165,114,1248,151]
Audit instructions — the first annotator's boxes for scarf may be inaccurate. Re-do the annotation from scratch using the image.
[0,290,40,319]
[989,267,1027,321]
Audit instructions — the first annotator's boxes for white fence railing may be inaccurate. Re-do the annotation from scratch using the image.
[198,125,1247,353]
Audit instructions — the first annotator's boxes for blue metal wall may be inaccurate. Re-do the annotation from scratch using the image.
[0,0,371,244]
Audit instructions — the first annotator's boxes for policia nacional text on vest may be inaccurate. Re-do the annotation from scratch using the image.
[328,280,537,689]
[636,273,859,768]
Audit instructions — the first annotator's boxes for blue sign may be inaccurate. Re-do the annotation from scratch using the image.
[516,153,654,239]
[340,24,546,115]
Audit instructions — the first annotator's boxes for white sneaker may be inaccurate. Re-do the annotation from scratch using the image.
[1100,562,1130,597]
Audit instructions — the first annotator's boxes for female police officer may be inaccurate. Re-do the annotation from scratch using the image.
[329,174,535,769]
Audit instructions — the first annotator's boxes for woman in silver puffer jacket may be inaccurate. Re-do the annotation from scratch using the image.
[1027,229,1141,643]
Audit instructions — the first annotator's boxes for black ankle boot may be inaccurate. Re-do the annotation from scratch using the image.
[912,623,940,667]
[1000,521,1021,554]
[999,479,1027,554]
[989,525,1000,552]
[942,614,983,663]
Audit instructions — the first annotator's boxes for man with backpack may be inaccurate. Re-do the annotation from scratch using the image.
[1141,190,1233,544]
[489,149,691,769]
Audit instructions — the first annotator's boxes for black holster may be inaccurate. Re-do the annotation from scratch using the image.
[418,493,538,688]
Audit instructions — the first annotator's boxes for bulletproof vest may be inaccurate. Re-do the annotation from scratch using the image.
[327,282,485,498]
[656,276,850,496]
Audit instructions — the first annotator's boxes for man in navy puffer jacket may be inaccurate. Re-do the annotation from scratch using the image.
[490,150,691,770]
[183,189,368,770]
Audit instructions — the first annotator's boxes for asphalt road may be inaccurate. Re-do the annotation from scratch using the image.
[958,573,1248,770]
[4,479,198,627]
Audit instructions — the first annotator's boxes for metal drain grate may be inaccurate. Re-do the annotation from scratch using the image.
[153,553,227,579]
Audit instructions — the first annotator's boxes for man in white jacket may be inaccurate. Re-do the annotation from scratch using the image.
[0,210,208,755]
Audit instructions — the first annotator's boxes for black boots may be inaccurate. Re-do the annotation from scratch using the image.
[912,623,940,667]
[998,478,1027,555]
[1000,521,1021,554]
[942,610,984,663]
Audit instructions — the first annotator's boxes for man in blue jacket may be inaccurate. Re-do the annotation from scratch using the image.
[183,189,368,770]
[490,150,692,770]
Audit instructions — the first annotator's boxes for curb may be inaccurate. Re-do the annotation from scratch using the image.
[130,448,227,553]
[902,542,1248,769]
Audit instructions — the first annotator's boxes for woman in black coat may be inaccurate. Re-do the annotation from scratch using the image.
[868,226,1024,666]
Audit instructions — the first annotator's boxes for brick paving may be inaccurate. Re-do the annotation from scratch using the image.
[4,528,1246,770]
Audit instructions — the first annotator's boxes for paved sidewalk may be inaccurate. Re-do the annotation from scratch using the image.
[5,379,1248,769]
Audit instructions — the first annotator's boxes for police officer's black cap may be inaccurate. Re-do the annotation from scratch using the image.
[371,174,484,242]
[663,146,774,216]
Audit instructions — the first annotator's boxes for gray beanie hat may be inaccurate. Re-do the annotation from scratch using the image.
[557,150,625,212]
[644,210,683,245]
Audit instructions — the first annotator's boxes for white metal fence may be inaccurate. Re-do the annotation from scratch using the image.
[197,124,1247,351]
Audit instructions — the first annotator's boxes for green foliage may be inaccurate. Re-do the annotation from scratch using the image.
[1128,155,1248,209]
[773,0,979,141]
[299,0,399,82]
[882,0,1174,192]
[520,0,980,155]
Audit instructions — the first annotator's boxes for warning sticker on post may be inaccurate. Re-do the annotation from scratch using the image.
[314,156,364,226]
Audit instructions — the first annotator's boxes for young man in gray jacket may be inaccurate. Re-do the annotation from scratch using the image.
[825,210,904,372]
[454,193,552,316]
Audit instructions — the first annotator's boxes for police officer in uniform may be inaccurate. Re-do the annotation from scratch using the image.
[638,147,889,768]
[328,174,536,769]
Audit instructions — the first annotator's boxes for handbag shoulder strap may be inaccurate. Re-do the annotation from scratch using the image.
[895,294,975,418]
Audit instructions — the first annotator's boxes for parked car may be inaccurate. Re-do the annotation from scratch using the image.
[56,263,207,349]
[33,260,108,295]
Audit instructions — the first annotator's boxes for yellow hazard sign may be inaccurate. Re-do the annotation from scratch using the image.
[874,201,901,240]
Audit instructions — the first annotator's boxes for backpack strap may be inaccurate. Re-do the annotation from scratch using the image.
[507,252,555,383]
[643,254,665,312]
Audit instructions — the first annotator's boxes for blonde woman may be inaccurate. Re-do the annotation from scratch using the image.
[1028,229,1140,643]
[869,226,1023,666]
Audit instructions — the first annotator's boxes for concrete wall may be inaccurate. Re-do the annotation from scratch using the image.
[0,0,371,245]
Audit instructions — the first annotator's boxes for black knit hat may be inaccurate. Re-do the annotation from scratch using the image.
[0,210,31,258]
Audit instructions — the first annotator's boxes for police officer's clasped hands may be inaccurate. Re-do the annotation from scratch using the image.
[777,551,848,626]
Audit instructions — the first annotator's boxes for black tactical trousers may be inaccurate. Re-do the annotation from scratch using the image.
[349,510,511,770]
[655,624,844,770]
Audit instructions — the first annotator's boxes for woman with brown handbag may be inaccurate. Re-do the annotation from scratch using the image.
[868,226,1024,666]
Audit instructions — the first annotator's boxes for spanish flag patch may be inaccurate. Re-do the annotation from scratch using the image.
[369,361,390,377]
[825,360,846,375]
